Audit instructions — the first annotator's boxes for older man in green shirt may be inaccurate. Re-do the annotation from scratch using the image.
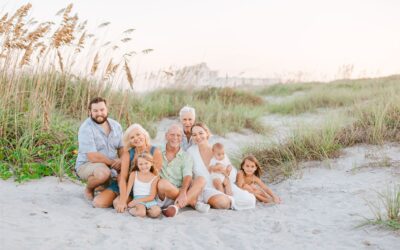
[157,124,209,217]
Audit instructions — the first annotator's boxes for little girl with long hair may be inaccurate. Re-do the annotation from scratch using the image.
[124,152,161,218]
[236,155,281,204]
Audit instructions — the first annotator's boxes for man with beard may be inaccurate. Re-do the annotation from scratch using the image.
[75,97,123,204]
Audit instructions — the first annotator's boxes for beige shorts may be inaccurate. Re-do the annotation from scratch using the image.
[77,162,109,180]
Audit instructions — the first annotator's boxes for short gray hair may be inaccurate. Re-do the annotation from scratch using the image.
[179,106,196,120]
[166,123,184,136]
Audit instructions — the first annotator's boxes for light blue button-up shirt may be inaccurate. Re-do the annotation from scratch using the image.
[75,117,123,171]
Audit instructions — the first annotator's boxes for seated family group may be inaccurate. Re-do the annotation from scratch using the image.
[75,97,281,218]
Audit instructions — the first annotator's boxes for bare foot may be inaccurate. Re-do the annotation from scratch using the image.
[84,187,94,201]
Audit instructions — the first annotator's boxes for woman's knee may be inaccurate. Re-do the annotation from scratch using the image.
[208,195,231,209]
[92,197,112,208]
[92,190,115,208]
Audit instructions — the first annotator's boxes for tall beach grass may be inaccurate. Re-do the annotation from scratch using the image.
[248,92,400,182]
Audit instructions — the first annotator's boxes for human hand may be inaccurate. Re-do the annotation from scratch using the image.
[175,191,188,208]
[128,200,138,208]
[111,159,121,170]
[250,183,258,190]
[272,195,281,204]
[115,199,127,213]
[213,163,225,174]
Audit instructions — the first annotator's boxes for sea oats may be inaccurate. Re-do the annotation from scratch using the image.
[57,49,64,72]
[27,23,51,43]
[124,59,134,88]
[98,22,110,28]
[104,59,114,79]
[77,20,87,32]
[124,51,136,57]
[20,42,33,66]
[91,52,100,75]
[102,41,111,47]
[63,4,73,23]
[121,37,131,43]
[0,13,9,34]
[75,31,86,53]
[55,7,65,16]
[123,28,135,34]
[142,48,154,54]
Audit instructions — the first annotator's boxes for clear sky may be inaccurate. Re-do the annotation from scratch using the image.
[4,0,400,81]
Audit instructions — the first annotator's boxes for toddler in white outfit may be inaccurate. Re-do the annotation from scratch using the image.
[209,143,233,196]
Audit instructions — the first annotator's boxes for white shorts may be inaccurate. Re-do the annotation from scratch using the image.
[201,187,226,203]
[210,173,226,182]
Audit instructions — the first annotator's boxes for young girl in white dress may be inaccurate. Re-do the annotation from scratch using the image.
[124,152,161,218]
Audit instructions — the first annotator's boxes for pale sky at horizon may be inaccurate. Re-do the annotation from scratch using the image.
[4,0,400,81]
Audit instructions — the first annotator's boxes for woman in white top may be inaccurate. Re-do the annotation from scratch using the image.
[187,123,256,210]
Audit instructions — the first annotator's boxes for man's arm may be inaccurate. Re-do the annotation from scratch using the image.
[87,152,118,167]
[175,175,192,208]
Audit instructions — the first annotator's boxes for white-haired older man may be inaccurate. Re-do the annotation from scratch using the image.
[157,123,209,217]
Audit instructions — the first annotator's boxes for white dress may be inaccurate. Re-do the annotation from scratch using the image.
[187,145,256,210]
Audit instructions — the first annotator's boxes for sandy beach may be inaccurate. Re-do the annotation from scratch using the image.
[2,2,400,249]
[1,143,399,250]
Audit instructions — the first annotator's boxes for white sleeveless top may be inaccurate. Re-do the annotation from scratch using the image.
[133,171,157,196]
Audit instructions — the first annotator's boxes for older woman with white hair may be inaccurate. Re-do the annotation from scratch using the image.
[179,106,196,151]
[96,123,162,212]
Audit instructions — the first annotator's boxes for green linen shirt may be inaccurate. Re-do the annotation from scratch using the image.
[160,146,193,188]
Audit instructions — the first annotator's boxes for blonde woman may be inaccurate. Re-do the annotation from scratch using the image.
[95,124,162,211]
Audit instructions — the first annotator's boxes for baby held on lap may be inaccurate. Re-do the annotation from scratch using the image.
[209,143,233,196]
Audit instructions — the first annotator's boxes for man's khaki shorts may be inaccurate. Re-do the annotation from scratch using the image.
[77,162,109,180]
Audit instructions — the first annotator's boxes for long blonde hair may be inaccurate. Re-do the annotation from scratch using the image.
[122,123,151,149]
